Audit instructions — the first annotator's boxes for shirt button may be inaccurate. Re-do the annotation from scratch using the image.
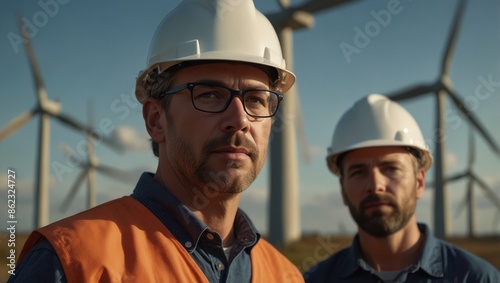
[206,233,214,240]
[217,262,225,270]
[184,241,192,248]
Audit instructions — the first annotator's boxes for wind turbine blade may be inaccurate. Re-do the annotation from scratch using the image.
[453,192,467,219]
[468,127,475,166]
[87,99,95,131]
[447,171,468,183]
[59,142,73,156]
[444,86,500,155]
[54,113,122,153]
[17,14,47,102]
[440,0,467,77]
[0,109,36,141]
[60,169,87,213]
[86,100,96,158]
[426,170,467,189]
[294,93,311,163]
[465,170,476,237]
[96,164,134,183]
[387,83,435,102]
[59,143,83,167]
[54,112,87,132]
[470,171,500,211]
[267,0,358,29]
[295,0,358,14]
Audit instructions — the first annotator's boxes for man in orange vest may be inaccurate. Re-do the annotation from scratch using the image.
[10,1,303,282]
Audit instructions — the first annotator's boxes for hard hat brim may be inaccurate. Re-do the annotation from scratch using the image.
[327,142,433,176]
[135,56,295,104]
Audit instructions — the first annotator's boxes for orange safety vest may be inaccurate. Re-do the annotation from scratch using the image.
[20,196,304,283]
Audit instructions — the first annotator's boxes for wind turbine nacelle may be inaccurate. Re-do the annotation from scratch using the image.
[41,99,61,116]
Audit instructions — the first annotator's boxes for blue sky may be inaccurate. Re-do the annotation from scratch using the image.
[1,0,500,236]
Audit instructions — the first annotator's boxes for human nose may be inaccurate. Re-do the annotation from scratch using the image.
[365,168,387,194]
[220,96,250,133]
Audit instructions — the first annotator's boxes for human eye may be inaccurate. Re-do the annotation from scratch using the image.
[192,85,226,101]
[346,166,365,178]
[350,170,363,177]
[382,164,403,177]
[389,166,400,172]
[244,91,270,107]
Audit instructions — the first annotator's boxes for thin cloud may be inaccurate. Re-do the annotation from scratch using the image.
[110,126,150,152]
[309,145,326,159]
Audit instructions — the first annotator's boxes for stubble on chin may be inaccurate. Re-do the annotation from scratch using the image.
[193,135,263,196]
[348,194,415,238]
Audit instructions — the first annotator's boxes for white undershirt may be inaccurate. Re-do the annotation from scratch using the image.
[374,269,403,283]
[222,246,233,260]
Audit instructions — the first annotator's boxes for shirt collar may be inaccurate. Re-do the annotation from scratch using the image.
[412,223,445,278]
[336,234,365,278]
[131,172,260,253]
[337,223,445,278]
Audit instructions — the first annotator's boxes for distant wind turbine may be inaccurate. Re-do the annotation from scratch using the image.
[386,0,500,238]
[451,129,500,237]
[0,16,120,228]
[426,128,500,236]
[59,102,133,213]
[265,0,358,246]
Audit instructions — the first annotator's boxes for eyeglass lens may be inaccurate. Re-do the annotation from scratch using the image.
[191,84,279,117]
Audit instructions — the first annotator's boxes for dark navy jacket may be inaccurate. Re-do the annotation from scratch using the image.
[304,223,500,283]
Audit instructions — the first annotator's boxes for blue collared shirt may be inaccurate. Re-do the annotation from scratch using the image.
[303,223,500,282]
[9,172,260,283]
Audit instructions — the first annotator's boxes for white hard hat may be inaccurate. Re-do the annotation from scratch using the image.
[135,0,295,103]
[326,94,433,176]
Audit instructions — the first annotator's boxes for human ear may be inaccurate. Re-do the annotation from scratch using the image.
[415,169,426,199]
[339,177,348,206]
[143,98,165,144]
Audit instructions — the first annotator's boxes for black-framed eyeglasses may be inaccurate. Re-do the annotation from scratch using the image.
[158,82,283,118]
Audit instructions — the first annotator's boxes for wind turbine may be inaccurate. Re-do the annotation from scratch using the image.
[0,17,120,228]
[265,0,358,246]
[451,128,500,237]
[59,102,134,213]
[386,0,500,238]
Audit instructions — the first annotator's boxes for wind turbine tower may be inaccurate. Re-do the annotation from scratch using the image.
[266,0,357,246]
[387,0,500,238]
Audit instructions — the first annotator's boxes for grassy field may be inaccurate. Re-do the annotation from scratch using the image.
[281,233,500,273]
[1,232,499,281]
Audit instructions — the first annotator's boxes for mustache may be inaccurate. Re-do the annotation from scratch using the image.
[204,133,258,157]
[359,194,397,210]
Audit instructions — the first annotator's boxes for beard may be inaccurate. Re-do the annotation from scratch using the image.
[166,120,262,196]
[345,186,417,237]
